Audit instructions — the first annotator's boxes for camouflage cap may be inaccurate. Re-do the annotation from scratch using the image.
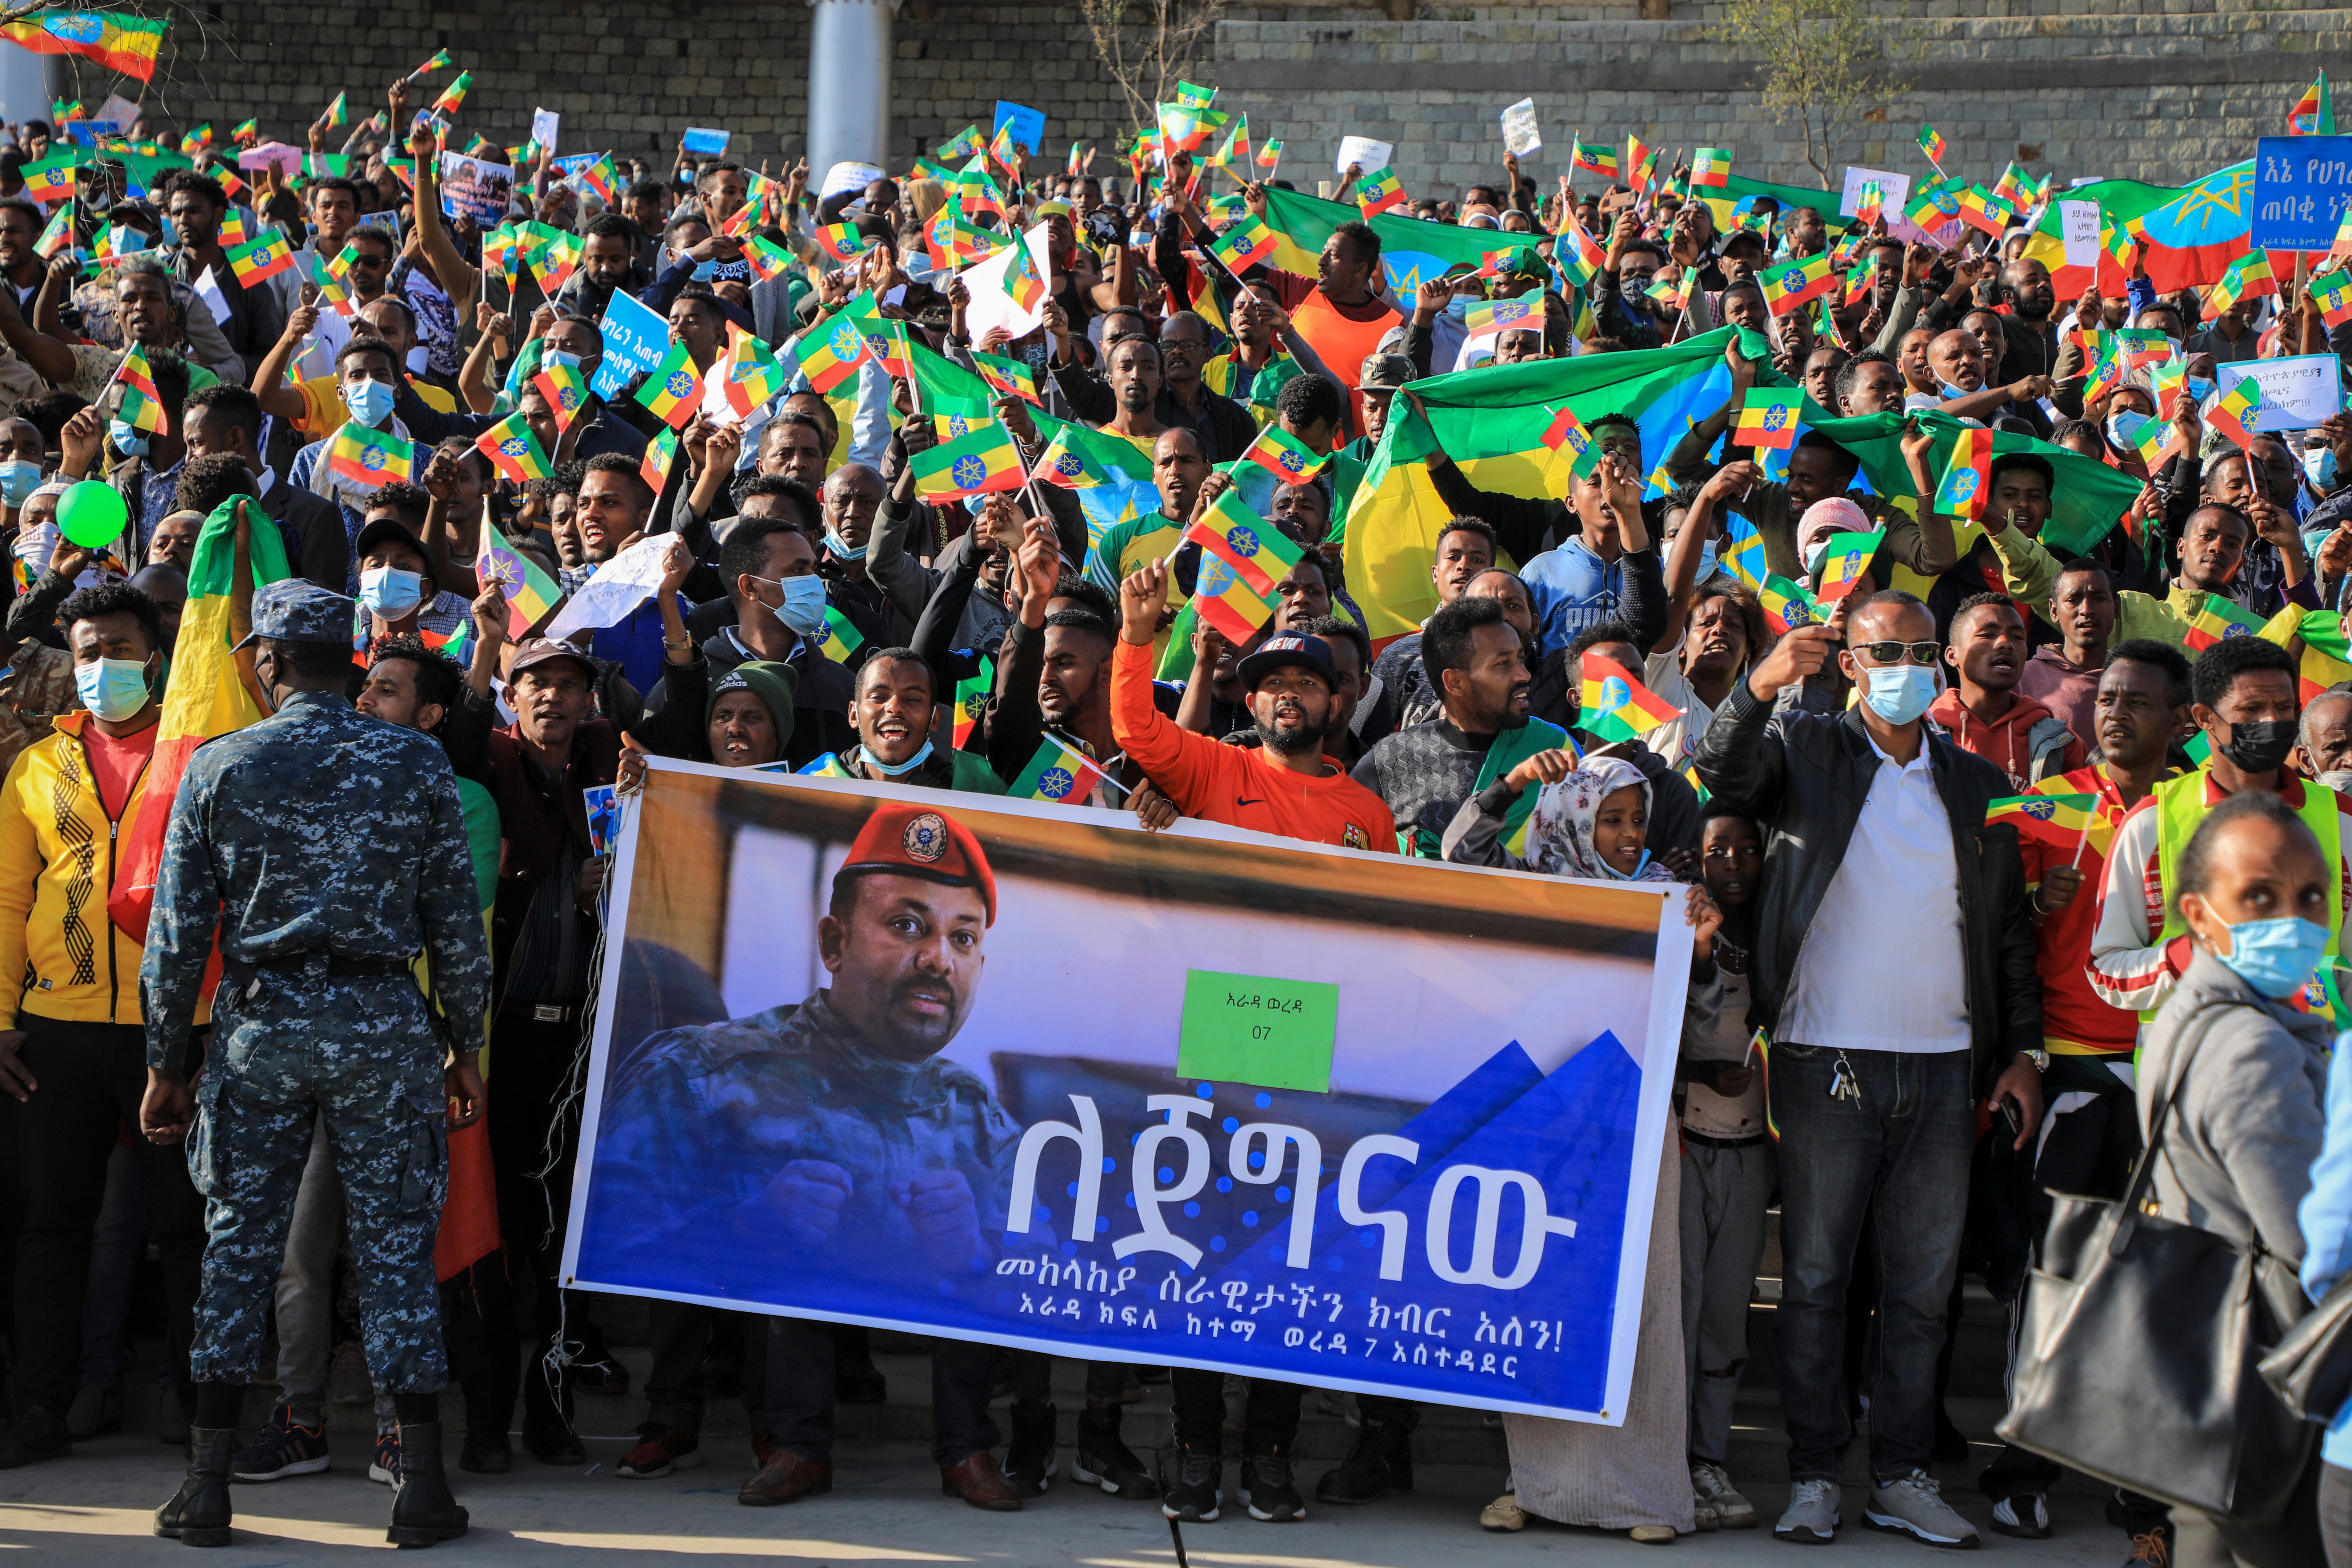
[233,579,355,649]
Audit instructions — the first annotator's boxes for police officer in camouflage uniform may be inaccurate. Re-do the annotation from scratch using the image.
[138,580,494,1550]
[587,799,1027,1511]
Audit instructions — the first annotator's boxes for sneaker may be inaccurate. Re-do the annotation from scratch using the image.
[330,1339,373,1405]
[1070,1408,1158,1499]
[1691,1460,1757,1530]
[567,1348,630,1397]
[368,1430,401,1486]
[2125,1523,2174,1565]
[1002,1402,1057,1497]
[1238,1445,1304,1522]
[1775,1478,1842,1543]
[616,1428,702,1479]
[1989,1491,2051,1540]
[1161,1448,1221,1522]
[232,1405,332,1481]
[1864,1470,1980,1549]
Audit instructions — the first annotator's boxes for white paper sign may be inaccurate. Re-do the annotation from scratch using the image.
[544,535,675,642]
[1336,136,1394,178]
[92,95,139,132]
[188,265,229,332]
[1500,100,1542,158]
[961,220,1054,343]
[2060,200,2102,268]
[531,108,560,158]
[1838,165,1910,221]
[2219,355,2347,433]
[821,160,886,200]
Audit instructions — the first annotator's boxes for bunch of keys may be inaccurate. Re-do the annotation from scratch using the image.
[1829,1052,1861,1104]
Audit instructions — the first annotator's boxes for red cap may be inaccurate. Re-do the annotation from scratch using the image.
[835,801,997,926]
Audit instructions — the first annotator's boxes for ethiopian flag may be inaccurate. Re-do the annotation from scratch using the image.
[1,9,166,82]
[1734,389,1802,450]
[1758,252,1834,317]
[1935,427,1995,520]
[1188,488,1300,599]
[797,310,870,394]
[474,413,550,485]
[114,343,166,434]
[1010,736,1110,805]
[2021,162,2266,296]
[1237,424,1328,485]
[1810,530,1882,604]
[952,662,993,749]
[2292,72,2335,137]
[109,498,291,938]
[2184,592,2266,652]
[1988,791,2098,849]
[911,422,1025,502]
[1579,652,1679,743]
[2260,606,2352,702]
[818,606,864,663]
[2208,375,2263,452]
[327,423,415,490]
[634,343,702,429]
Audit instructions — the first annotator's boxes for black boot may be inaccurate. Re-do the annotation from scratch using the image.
[1072,1404,1159,1498]
[154,1426,236,1546]
[1002,1400,1057,1496]
[387,1421,470,1548]
[1314,1410,1413,1505]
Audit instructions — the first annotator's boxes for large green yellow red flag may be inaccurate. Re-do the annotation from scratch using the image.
[0,9,167,82]
[110,497,293,938]
[2022,162,2262,296]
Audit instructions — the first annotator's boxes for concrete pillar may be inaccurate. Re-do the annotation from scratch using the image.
[805,0,897,180]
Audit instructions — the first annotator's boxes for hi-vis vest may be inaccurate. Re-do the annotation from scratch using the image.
[2148,770,2344,1022]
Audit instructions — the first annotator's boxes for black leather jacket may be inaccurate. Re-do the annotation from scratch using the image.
[1693,680,2041,1093]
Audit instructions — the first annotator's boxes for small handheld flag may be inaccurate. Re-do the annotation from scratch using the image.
[633,347,703,433]
[1355,165,1405,218]
[1011,735,1114,805]
[112,344,166,435]
[1571,138,1618,181]
[325,424,415,492]
[2292,72,2336,137]
[227,230,295,288]
[1541,404,1603,483]
[1935,427,1996,520]
[1917,124,1948,168]
[1733,390,1804,452]
[1186,488,1302,600]
[533,362,589,430]
[474,413,551,485]
[2208,376,2264,452]
[797,311,871,394]
[1209,212,1277,273]
[1578,652,1680,743]
[1690,148,1732,190]
[952,660,993,749]
[1808,530,1881,604]
[818,606,864,663]
[479,518,560,640]
[2312,270,2352,330]
[1987,792,2099,848]
[1236,425,1330,485]
[1757,253,1835,317]
[1462,297,1542,340]
[910,422,1026,502]
[2207,249,2278,314]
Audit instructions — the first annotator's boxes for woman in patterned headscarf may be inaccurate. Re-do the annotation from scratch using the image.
[1445,746,1722,1544]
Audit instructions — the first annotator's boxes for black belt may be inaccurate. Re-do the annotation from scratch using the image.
[218,953,412,995]
[500,999,581,1025]
[1682,1129,1767,1150]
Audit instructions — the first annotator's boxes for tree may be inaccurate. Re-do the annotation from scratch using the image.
[1082,0,1227,136]
[1714,0,1893,189]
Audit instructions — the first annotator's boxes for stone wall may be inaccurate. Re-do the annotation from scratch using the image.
[104,0,2352,202]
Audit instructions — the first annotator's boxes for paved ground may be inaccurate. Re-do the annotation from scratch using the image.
[0,1284,2142,1563]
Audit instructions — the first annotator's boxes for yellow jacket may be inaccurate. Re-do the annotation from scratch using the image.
[0,712,200,1030]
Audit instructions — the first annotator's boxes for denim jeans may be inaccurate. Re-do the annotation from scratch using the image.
[1772,1041,1974,1485]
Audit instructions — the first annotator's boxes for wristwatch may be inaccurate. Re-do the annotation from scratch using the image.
[2022,1048,2050,1073]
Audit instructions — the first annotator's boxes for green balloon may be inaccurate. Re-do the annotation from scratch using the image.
[57,480,128,550]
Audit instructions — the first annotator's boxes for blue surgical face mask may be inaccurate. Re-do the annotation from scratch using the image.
[1693,538,1719,582]
[358,565,423,619]
[2188,375,2217,405]
[823,528,868,563]
[108,418,148,457]
[2305,443,2340,494]
[1860,663,1938,725]
[2210,915,2333,1000]
[74,655,150,722]
[858,738,934,776]
[760,573,829,638]
[2104,412,2147,455]
[1938,380,1971,401]
[343,377,395,427]
[1601,848,1654,881]
[0,459,43,505]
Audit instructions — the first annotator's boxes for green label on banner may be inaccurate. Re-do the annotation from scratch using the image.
[1175,969,1339,1092]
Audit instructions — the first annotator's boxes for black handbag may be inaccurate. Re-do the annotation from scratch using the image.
[2260,1262,2352,1423]
[1995,1005,2315,1526]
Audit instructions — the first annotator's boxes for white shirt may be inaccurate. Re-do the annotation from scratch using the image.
[1776,730,1971,1054]
[1644,649,1719,772]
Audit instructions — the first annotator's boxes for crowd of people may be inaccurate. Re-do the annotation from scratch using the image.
[0,51,2345,1566]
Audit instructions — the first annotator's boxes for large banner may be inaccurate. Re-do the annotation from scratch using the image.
[563,762,1690,1425]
